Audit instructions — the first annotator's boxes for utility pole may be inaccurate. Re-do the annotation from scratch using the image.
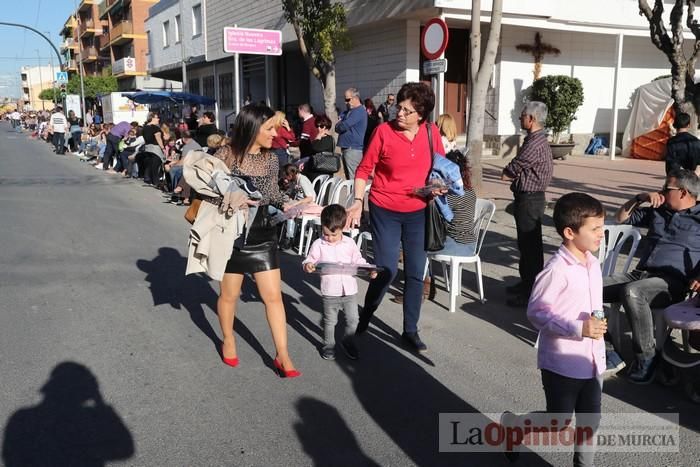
[45,31,56,106]
[72,3,86,119]
[179,0,187,93]
[35,49,46,110]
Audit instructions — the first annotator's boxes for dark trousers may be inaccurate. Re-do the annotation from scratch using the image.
[364,202,427,333]
[542,369,602,467]
[602,270,686,360]
[509,370,602,467]
[135,152,162,184]
[513,191,546,292]
[52,132,65,154]
[70,130,81,151]
[103,133,121,170]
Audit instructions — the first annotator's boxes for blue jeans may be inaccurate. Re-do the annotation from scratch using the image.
[431,236,476,257]
[169,164,183,188]
[364,201,427,333]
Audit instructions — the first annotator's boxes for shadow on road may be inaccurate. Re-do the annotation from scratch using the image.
[1,362,134,467]
[293,397,381,466]
[136,247,270,366]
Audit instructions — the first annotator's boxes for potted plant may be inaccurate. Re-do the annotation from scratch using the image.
[529,75,584,159]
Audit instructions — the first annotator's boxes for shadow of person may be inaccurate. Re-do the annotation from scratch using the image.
[294,397,381,467]
[136,247,269,365]
[2,362,134,467]
[336,334,551,466]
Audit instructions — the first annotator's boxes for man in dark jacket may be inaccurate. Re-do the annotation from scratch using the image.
[665,112,700,174]
[606,169,700,383]
[194,111,218,147]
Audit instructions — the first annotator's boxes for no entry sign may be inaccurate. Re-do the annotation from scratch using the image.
[421,18,449,60]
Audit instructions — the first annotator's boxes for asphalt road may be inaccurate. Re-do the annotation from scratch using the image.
[0,123,697,466]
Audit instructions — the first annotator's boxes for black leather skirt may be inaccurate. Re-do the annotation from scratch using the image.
[224,205,280,274]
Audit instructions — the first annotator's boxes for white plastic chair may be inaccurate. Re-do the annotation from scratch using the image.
[356,231,373,260]
[600,224,643,352]
[292,176,341,254]
[311,174,330,196]
[598,224,642,277]
[303,180,355,255]
[425,198,496,313]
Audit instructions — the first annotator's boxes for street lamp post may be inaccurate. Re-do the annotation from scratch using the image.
[72,1,87,119]
[35,49,45,110]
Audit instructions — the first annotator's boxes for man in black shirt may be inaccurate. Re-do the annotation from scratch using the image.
[665,112,700,174]
[186,105,199,131]
[194,111,218,147]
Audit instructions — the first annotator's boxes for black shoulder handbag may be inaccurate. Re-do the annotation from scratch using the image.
[310,151,341,174]
[424,123,447,252]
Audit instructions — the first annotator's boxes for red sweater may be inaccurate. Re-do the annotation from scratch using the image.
[272,126,296,150]
[356,122,445,213]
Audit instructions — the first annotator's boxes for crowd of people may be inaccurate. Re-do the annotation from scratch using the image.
[9,80,699,466]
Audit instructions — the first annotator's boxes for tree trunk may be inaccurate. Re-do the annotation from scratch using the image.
[467,0,502,194]
[322,67,339,124]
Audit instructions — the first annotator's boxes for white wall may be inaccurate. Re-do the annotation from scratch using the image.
[309,19,420,115]
[497,25,674,136]
[146,0,205,72]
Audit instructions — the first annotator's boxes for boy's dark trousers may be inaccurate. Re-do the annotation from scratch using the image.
[513,191,546,293]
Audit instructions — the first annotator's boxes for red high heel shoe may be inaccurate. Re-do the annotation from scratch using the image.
[273,358,301,378]
[221,345,239,368]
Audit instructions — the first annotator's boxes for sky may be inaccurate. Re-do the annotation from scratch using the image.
[0,0,76,99]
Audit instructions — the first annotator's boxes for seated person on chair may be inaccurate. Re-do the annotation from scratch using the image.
[604,169,700,384]
[393,148,477,304]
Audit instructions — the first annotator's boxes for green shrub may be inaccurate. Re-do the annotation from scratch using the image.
[529,75,584,142]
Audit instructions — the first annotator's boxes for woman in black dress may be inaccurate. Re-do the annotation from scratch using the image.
[213,105,301,378]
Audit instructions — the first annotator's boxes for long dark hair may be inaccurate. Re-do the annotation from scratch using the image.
[229,104,275,164]
[446,149,472,190]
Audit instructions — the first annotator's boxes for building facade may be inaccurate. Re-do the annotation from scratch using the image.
[20,65,60,111]
[141,0,681,153]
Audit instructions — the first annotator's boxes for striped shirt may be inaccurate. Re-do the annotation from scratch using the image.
[503,129,553,193]
[446,189,476,244]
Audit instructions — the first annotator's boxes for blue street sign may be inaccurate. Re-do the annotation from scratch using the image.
[56,71,68,83]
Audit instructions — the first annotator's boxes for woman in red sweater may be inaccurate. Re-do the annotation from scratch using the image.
[346,82,445,352]
[271,110,296,169]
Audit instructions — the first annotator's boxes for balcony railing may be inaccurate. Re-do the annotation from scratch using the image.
[79,18,96,36]
[113,56,137,75]
[98,32,110,50]
[61,38,79,50]
[78,0,98,12]
[82,46,99,61]
[111,20,133,41]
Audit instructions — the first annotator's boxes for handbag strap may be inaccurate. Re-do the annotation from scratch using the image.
[425,122,434,184]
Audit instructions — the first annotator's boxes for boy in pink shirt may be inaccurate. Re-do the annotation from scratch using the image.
[303,205,377,361]
[502,193,608,466]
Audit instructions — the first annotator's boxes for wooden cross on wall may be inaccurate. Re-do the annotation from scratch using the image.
[516,32,561,80]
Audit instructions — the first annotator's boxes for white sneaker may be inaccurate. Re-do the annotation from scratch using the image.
[94,163,103,169]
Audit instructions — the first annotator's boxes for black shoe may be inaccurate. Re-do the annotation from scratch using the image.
[505,282,524,295]
[628,355,658,384]
[341,337,359,360]
[355,308,374,335]
[321,346,336,361]
[506,294,529,308]
[401,331,428,352]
